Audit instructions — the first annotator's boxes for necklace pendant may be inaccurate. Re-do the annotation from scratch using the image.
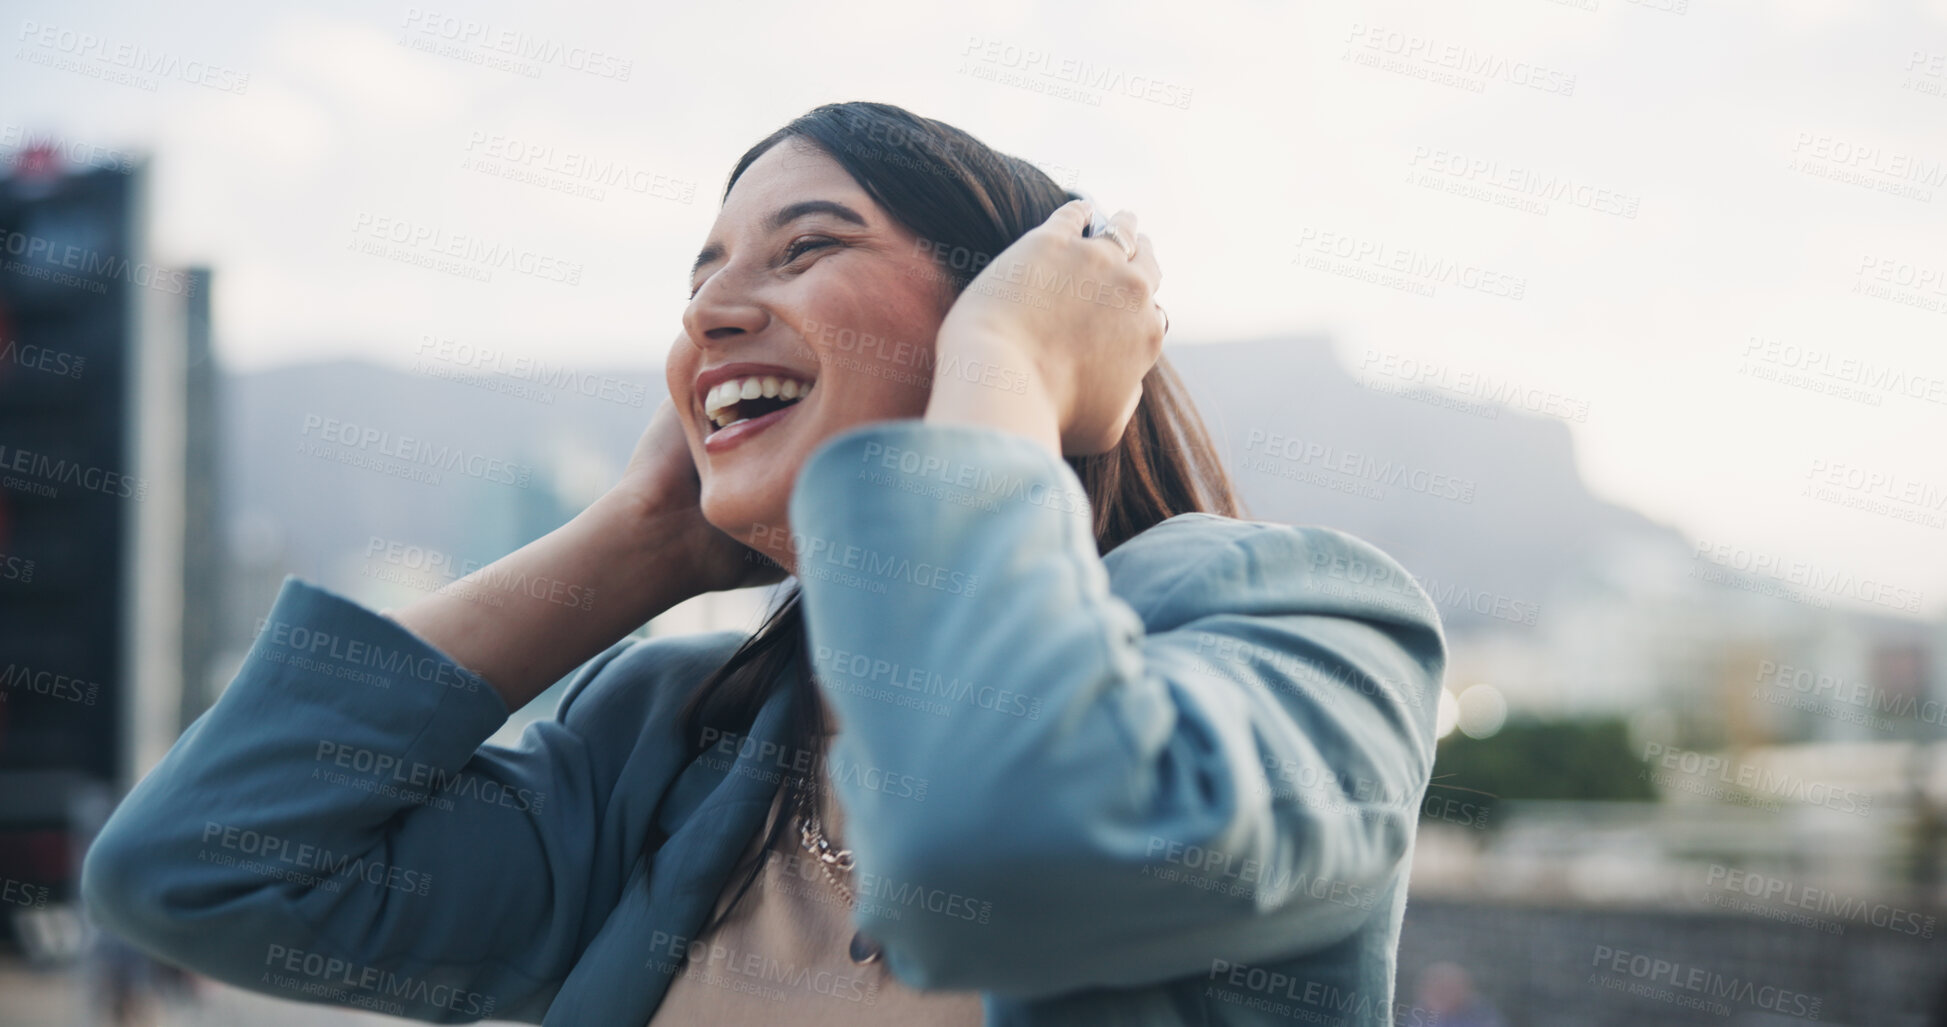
[848,930,883,965]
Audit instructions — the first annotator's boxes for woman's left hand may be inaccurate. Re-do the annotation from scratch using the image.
[927,200,1166,456]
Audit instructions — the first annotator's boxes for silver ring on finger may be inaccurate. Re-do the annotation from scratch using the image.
[1098,223,1137,260]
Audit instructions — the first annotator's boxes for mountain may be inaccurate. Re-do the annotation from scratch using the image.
[1168,336,1688,631]
[220,337,1688,634]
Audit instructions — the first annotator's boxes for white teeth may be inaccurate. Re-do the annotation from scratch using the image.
[701,373,817,428]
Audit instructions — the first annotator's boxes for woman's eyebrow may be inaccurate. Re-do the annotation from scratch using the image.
[690,200,869,278]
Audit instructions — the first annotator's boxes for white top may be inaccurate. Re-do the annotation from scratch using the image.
[646,765,987,1026]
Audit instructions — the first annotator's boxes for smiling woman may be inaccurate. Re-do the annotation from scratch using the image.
[78,101,1447,1026]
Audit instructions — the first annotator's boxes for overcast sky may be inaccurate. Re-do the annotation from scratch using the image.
[8,0,1947,618]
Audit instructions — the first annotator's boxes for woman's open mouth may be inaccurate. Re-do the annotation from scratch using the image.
[702,373,815,449]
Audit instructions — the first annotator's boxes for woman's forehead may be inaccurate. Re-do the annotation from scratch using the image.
[721,141,871,222]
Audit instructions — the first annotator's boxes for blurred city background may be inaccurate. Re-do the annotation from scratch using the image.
[4,0,1946,1024]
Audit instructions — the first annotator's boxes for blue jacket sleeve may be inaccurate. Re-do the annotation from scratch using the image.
[787,421,1447,999]
[79,577,656,1023]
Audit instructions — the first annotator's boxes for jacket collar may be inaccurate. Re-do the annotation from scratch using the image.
[544,650,803,1026]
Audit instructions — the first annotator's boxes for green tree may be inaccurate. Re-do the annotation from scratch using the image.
[1427,717,1656,826]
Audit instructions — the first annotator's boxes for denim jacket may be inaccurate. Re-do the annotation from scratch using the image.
[81,421,1447,1025]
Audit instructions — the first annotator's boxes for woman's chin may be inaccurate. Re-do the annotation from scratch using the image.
[699,495,788,553]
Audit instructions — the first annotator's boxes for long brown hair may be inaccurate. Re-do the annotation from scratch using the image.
[675,102,1241,933]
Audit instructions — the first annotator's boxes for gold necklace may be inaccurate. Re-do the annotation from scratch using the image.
[792,783,884,965]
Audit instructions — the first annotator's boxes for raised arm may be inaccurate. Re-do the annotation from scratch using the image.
[79,399,769,1022]
[79,576,736,1022]
[787,420,1447,999]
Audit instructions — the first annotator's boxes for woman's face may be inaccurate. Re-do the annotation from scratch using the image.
[667,138,955,568]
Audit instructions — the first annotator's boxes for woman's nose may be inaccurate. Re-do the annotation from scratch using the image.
[682,272,771,345]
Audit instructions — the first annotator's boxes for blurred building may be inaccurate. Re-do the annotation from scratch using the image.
[0,145,219,960]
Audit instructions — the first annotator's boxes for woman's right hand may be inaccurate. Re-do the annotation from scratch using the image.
[609,400,787,599]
